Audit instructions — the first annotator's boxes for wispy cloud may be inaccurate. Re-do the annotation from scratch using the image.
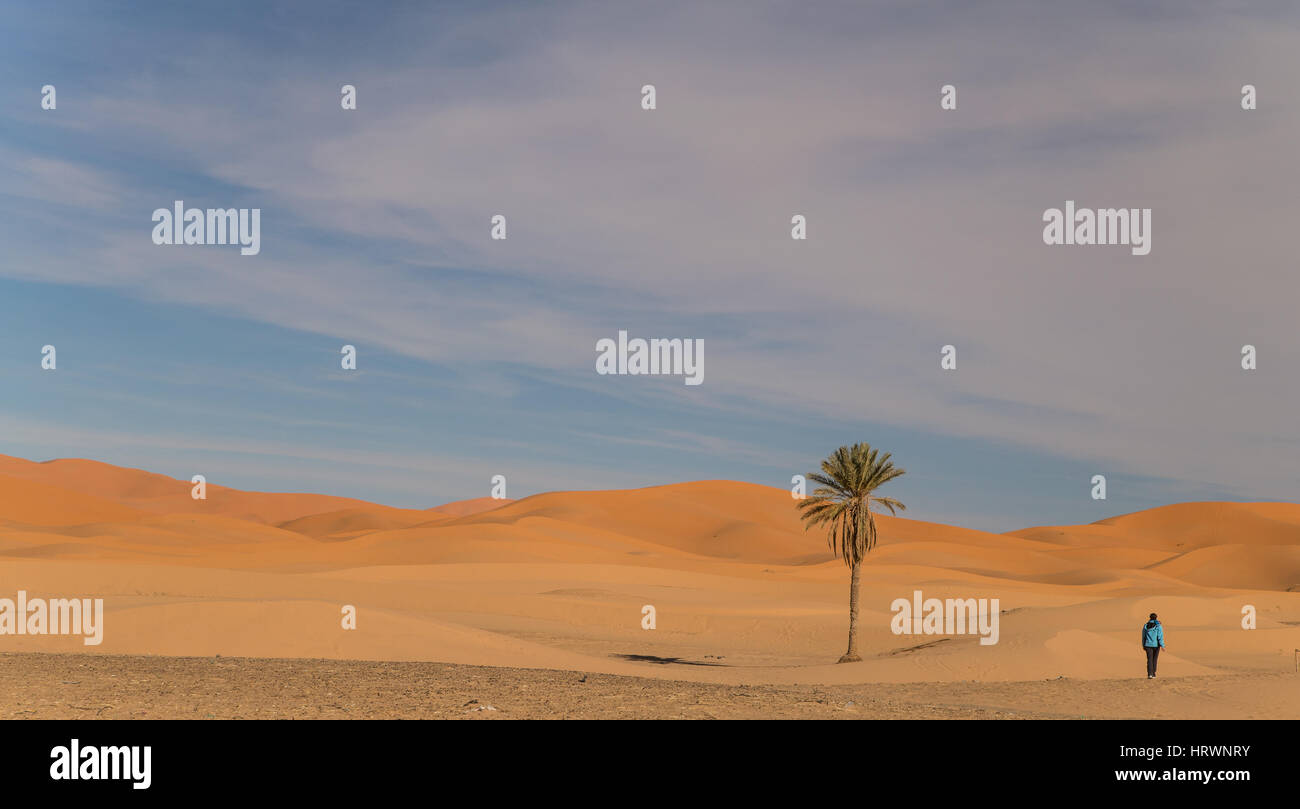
[2,0,1297,528]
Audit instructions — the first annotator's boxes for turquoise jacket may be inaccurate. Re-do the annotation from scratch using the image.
[1142,620,1165,648]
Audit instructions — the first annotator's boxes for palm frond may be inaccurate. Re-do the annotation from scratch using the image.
[795,443,907,568]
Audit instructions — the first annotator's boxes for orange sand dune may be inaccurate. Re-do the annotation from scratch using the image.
[279,507,446,541]
[0,456,1297,711]
[0,473,143,526]
[437,482,833,564]
[0,455,405,524]
[1145,545,1300,591]
[1013,501,1300,550]
[427,496,515,518]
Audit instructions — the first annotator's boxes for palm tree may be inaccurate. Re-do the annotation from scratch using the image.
[796,443,906,663]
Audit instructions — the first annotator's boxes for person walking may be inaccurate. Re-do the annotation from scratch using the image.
[1142,612,1165,679]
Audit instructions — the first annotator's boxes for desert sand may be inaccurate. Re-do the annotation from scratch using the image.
[1,454,1297,718]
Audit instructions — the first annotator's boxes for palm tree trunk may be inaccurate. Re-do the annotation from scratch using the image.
[838,560,863,663]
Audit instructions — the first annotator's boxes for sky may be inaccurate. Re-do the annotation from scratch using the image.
[1,0,1297,531]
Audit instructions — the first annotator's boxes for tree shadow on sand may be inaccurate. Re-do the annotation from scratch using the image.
[613,654,728,667]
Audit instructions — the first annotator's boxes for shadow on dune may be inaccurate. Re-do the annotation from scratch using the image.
[614,654,729,667]
[882,637,952,656]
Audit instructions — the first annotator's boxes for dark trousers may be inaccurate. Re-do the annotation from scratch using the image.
[1145,645,1160,677]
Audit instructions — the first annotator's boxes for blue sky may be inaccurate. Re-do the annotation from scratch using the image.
[2,0,1298,531]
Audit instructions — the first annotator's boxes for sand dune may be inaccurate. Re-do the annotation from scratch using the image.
[437,482,839,564]
[0,473,143,527]
[0,455,397,524]
[279,507,445,541]
[427,497,515,518]
[0,455,1297,716]
[1013,501,1300,550]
